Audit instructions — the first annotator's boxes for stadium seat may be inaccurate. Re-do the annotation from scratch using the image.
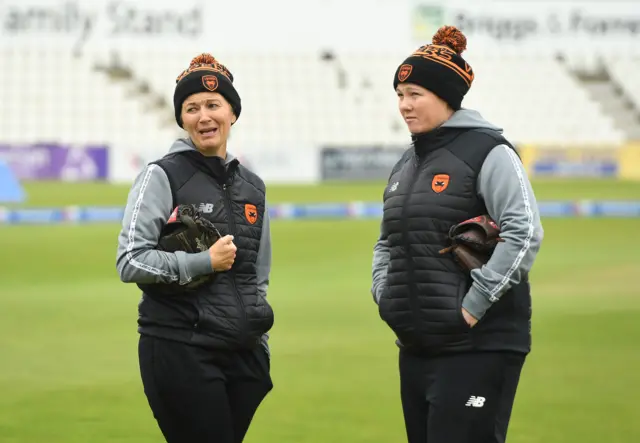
[0,46,634,153]
[608,59,640,111]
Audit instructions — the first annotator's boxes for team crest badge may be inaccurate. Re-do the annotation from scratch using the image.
[432,174,450,193]
[398,64,413,82]
[244,204,258,224]
[202,75,218,91]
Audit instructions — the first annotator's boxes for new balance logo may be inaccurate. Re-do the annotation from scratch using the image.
[465,396,486,408]
[198,203,214,213]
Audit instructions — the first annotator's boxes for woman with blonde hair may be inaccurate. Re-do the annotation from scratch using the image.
[116,53,274,443]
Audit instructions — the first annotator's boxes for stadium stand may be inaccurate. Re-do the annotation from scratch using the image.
[2,46,639,150]
[607,58,640,135]
[0,47,179,151]
[611,59,640,110]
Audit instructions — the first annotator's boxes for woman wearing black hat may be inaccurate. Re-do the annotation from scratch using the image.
[116,53,274,443]
[371,26,544,443]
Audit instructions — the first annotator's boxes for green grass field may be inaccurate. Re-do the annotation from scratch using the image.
[1,180,639,443]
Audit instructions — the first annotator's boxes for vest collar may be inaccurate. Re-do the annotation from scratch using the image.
[411,126,462,158]
[181,150,240,184]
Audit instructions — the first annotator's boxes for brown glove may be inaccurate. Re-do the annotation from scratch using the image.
[439,215,504,271]
[138,204,222,297]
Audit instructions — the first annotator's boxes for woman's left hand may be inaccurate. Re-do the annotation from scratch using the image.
[462,308,478,327]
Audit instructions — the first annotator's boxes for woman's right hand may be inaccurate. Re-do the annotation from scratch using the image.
[209,235,237,271]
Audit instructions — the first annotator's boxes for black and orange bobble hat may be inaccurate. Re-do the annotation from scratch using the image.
[173,53,242,128]
[394,25,475,110]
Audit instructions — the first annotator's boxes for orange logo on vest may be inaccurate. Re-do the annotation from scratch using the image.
[432,174,450,193]
[244,204,258,224]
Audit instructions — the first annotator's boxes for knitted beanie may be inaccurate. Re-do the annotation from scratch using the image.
[393,26,474,110]
[174,53,241,128]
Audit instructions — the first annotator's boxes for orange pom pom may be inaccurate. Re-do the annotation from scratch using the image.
[189,53,217,67]
[175,52,234,84]
[432,25,467,54]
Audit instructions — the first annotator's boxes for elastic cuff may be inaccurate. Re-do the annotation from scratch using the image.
[181,251,212,280]
[462,285,494,320]
[372,284,384,305]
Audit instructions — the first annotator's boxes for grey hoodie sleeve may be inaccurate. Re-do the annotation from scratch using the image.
[371,221,390,305]
[462,145,544,320]
[115,164,213,285]
[256,202,272,298]
[256,201,273,354]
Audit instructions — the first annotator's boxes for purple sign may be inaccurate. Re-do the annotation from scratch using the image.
[0,143,109,181]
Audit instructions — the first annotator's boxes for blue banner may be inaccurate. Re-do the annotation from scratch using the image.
[1,201,640,225]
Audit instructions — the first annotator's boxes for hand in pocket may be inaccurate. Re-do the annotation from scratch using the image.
[461,308,478,327]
